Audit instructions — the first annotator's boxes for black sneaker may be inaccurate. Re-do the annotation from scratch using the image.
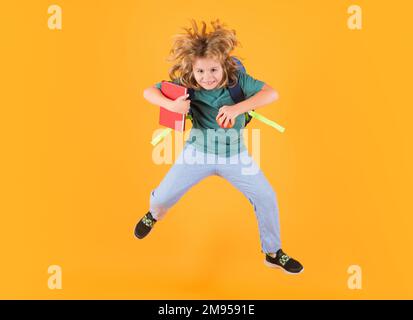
[134,212,157,239]
[264,249,304,274]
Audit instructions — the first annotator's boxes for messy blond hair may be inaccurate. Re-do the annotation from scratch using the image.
[167,19,241,90]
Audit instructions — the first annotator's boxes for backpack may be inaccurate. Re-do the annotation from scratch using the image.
[186,56,253,127]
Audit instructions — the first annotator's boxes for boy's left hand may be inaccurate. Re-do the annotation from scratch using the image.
[216,105,241,128]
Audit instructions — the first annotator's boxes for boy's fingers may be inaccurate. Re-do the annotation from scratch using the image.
[216,110,225,119]
[223,117,229,126]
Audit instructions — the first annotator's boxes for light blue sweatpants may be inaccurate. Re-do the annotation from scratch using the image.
[149,143,281,253]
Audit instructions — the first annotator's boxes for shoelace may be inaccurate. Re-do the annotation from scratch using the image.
[142,215,155,228]
[278,254,291,266]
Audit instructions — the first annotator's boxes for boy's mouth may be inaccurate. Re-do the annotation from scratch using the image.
[202,81,216,86]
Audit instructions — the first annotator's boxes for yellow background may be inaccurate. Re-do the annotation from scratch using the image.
[1,0,412,299]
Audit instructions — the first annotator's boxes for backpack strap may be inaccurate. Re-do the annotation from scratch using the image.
[228,57,247,104]
[228,81,258,128]
[232,57,246,73]
[228,81,245,105]
[186,88,195,121]
[228,57,254,126]
[228,80,255,127]
[187,88,195,100]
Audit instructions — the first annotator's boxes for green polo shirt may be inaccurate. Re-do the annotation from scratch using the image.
[155,72,265,157]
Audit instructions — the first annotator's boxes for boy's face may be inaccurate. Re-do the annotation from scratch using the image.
[192,57,224,90]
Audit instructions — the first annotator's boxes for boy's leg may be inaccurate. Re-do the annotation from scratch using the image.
[215,152,281,254]
[149,144,215,220]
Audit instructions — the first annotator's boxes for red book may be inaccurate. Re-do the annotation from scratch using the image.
[159,81,188,132]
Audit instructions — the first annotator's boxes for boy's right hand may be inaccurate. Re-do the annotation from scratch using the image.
[170,94,190,114]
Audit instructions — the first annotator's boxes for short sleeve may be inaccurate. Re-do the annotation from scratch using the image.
[237,72,265,98]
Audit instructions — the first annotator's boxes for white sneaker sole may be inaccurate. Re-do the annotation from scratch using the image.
[264,259,304,275]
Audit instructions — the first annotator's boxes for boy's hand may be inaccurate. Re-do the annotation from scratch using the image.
[216,105,241,128]
[170,94,190,114]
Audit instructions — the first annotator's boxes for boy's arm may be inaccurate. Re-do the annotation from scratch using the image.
[143,86,190,114]
[216,84,279,126]
[143,86,174,111]
[234,83,279,114]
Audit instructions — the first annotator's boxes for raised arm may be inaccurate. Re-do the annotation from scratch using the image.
[234,83,279,114]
